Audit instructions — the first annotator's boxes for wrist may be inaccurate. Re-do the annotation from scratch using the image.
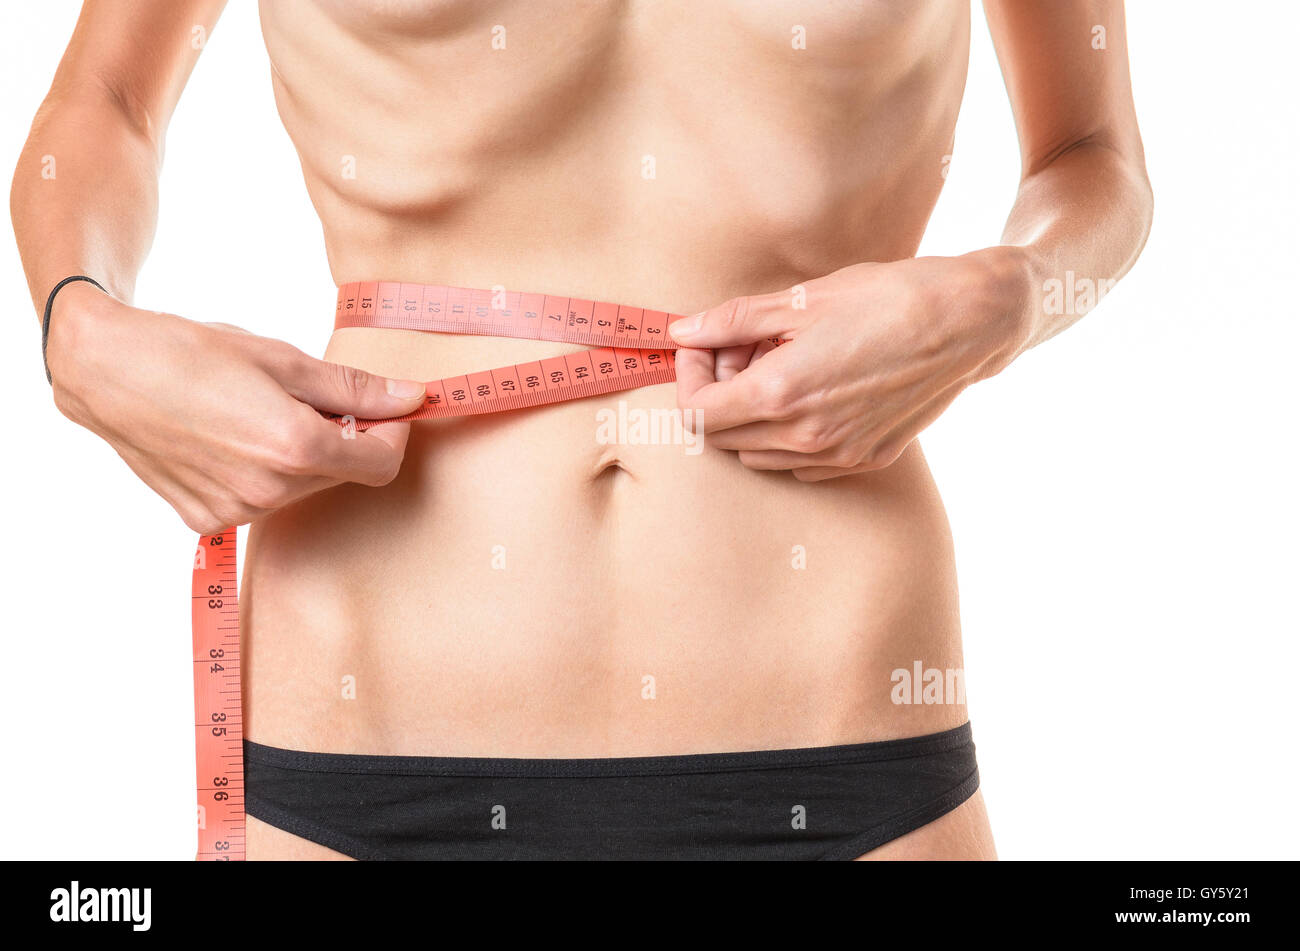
[961,244,1040,378]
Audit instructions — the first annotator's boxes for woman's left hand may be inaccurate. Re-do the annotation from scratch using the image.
[668,248,1036,481]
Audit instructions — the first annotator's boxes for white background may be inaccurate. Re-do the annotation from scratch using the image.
[1,2,1296,859]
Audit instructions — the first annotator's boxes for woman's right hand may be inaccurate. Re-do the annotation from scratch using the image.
[45,283,428,534]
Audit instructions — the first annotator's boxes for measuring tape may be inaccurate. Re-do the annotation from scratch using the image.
[190,280,718,859]
[331,281,695,426]
[192,528,242,859]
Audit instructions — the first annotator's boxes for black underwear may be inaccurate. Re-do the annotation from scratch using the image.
[244,722,979,860]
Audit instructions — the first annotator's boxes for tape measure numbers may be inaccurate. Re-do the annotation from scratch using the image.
[332,281,692,426]
[192,528,243,860]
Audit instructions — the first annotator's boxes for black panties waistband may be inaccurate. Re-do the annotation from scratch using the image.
[244,721,974,779]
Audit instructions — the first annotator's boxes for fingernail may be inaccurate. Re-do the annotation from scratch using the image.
[670,313,704,338]
[386,378,427,399]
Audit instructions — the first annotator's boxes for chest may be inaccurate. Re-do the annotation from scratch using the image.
[305,0,946,60]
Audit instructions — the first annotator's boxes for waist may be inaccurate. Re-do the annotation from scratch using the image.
[240,284,964,756]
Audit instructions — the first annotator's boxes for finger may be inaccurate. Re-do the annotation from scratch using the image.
[707,419,824,453]
[714,343,758,382]
[678,343,803,431]
[309,415,411,487]
[348,420,411,458]
[276,351,428,419]
[673,346,716,407]
[744,389,955,475]
[792,464,874,482]
[668,288,800,349]
[737,448,839,471]
[679,374,780,432]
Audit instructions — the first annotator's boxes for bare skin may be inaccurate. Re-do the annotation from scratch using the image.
[13,0,1150,860]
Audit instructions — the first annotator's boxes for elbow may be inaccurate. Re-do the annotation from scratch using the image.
[1057,130,1156,265]
[1135,161,1154,249]
[1122,142,1154,267]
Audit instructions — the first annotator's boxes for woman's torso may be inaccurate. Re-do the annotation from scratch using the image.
[243,0,973,756]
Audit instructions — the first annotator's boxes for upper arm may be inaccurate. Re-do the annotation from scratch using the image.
[983,0,1145,174]
[45,0,227,152]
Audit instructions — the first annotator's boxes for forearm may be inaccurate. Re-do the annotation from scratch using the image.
[998,137,1153,354]
[11,83,161,318]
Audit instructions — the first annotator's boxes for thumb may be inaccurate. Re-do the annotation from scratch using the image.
[279,353,428,418]
[667,291,797,349]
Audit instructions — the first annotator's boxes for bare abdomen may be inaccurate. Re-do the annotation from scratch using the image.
[241,328,968,758]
